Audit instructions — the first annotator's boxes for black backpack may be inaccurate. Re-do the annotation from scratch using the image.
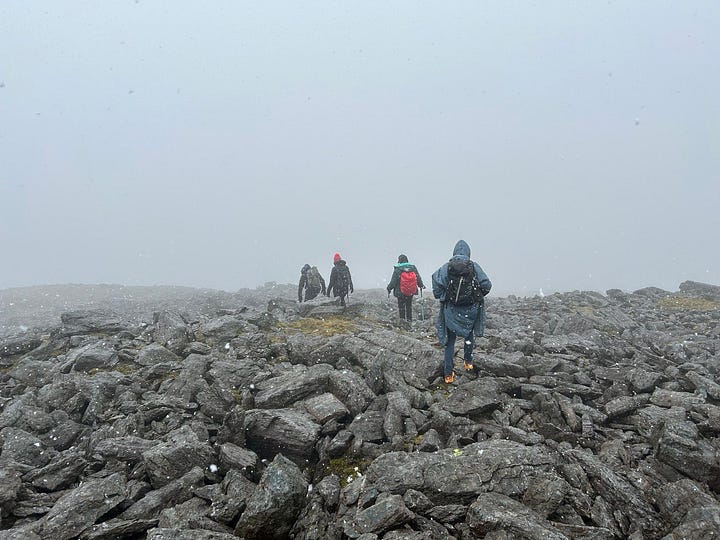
[336,265,351,295]
[306,266,322,289]
[445,259,484,306]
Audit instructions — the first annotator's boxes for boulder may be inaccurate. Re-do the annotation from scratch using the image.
[364,440,556,505]
[244,408,321,466]
[135,343,180,366]
[234,454,308,539]
[60,310,126,336]
[33,473,127,540]
[466,492,568,539]
[142,427,215,488]
[120,467,205,520]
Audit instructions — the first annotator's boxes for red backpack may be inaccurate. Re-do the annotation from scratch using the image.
[399,268,418,296]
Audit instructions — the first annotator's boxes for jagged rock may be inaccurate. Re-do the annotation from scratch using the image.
[402,489,433,514]
[480,355,529,378]
[24,449,87,491]
[660,505,720,539]
[0,334,43,358]
[32,472,127,540]
[365,440,556,505]
[626,368,664,393]
[6,359,56,387]
[60,310,126,336]
[244,408,321,465]
[327,429,354,457]
[252,363,374,417]
[650,388,705,410]
[653,420,720,491]
[343,493,413,537]
[64,341,119,372]
[0,468,22,507]
[234,454,308,539]
[142,426,215,489]
[152,311,189,354]
[135,343,180,366]
[120,467,205,520]
[466,492,569,539]
[217,442,258,477]
[679,280,720,299]
[146,529,236,540]
[253,364,330,409]
[0,427,55,467]
[208,469,257,524]
[416,429,442,452]
[654,478,719,528]
[604,395,646,419]
[348,410,386,443]
[94,436,159,463]
[0,395,55,432]
[425,503,466,523]
[196,316,245,346]
[303,392,350,424]
[83,518,159,539]
[183,341,212,356]
[156,497,232,534]
[443,379,502,416]
[560,447,663,536]
[685,370,720,400]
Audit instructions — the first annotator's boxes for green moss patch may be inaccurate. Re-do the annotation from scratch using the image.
[283,317,357,337]
[657,296,720,311]
[323,456,371,487]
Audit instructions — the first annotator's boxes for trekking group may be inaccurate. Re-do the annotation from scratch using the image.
[298,240,491,384]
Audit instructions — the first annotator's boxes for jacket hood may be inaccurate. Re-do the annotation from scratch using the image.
[395,261,413,268]
[453,240,471,258]
[301,264,311,273]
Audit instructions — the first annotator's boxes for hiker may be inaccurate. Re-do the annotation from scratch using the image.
[326,252,354,307]
[298,264,326,302]
[432,240,491,384]
[386,254,425,321]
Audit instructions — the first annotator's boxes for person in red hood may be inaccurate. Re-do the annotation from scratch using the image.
[326,252,354,307]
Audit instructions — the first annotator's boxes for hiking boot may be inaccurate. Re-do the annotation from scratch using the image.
[444,372,455,384]
[464,361,474,371]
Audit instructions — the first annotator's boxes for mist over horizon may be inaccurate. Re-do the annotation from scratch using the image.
[2,3,718,297]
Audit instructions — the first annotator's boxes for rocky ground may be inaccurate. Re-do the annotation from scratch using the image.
[0,280,719,539]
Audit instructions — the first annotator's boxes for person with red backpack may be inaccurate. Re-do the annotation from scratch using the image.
[386,254,425,322]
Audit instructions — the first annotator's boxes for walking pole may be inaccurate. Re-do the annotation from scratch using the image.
[420,288,425,321]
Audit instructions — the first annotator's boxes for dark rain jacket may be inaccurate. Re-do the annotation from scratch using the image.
[386,262,425,298]
[432,240,492,345]
[327,260,354,298]
[298,265,326,301]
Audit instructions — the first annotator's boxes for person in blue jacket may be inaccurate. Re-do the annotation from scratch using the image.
[432,240,492,384]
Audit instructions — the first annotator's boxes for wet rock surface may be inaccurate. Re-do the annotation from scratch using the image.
[0,281,719,538]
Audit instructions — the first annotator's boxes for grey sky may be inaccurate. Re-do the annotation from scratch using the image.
[2,2,718,296]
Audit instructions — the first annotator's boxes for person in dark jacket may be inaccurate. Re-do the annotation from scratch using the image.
[432,240,491,384]
[326,252,354,307]
[298,264,326,302]
[386,254,425,321]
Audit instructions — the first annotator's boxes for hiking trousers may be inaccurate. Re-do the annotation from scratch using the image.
[305,286,321,301]
[397,295,413,321]
[443,329,473,377]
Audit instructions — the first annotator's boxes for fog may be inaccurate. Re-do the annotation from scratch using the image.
[2,2,718,296]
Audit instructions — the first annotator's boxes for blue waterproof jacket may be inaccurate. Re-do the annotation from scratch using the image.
[431,240,492,345]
